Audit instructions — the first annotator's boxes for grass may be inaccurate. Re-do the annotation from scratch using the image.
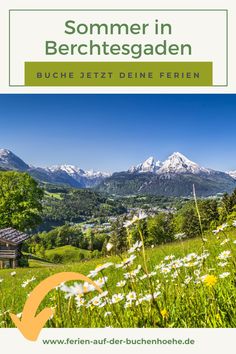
[0,226,236,328]
[45,191,63,200]
[44,245,91,263]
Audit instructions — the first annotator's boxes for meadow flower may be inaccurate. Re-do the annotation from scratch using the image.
[174,233,186,241]
[126,291,137,302]
[124,265,142,279]
[116,280,126,287]
[21,276,36,288]
[128,241,143,254]
[155,261,165,270]
[94,277,108,288]
[142,294,152,302]
[218,261,228,267]
[218,250,231,260]
[185,261,199,268]
[60,283,84,298]
[82,281,100,294]
[0,279,3,283]
[199,252,210,260]
[153,291,161,298]
[233,240,236,244]
[171,271,179,279]
[16,313,22,319]
[184,253,198,262]
[202,275,217,287]
[99,291,109,298]
[160,267,171,274]
[111,293,124,304]
[99,302,107,308]
[88,262,113,278]
[116,254,136,268]
[164,255,175,261]
[213,223,228,235]
[106,242,113,252]
[232,220,236,227]
[219,272,230,278]
[184,276,193,285]
[160,309,168,319]
[75,297,86,308]
[171,259,183,269]
[124,301,133,308]
[139,274,148,280]
[148,271,157,277]
[123,220,133,228]
[104,311,112,317]
[194,269,200,277]
[60,282,94,299]
[123,212,148,229]
[10,271,16,276]
[220,239,230,246]
[95,263,113,272]
[138,211,148,220]
[91,296,102,307]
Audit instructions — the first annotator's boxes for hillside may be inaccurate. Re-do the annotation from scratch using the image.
[44,245,91,263]
[96,171,236,197]
[40,186,126,230]
[1,228,236,328]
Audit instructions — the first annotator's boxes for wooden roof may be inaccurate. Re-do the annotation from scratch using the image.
[0,228,31,245]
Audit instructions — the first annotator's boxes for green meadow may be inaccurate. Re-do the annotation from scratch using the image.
[1,228,236,329]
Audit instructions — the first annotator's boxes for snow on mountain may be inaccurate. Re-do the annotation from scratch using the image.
[48,164,84,175]
[0,148,29,171]
[158,152,211,175]
[84,170,111,178]
[47,164,110,179]
[227,171,236,180]
[0,148,110,188]
[129,156,162,173]
[129,152,211,175]
[44,164,111,187]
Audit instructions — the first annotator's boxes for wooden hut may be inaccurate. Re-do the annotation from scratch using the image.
[0,228,30,268]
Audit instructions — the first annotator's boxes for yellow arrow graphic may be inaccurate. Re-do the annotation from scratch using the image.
[10,272,102,341]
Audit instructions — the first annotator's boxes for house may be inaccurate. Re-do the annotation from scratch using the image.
[0,227,31,268]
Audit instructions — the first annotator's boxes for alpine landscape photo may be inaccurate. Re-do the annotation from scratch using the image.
[0,94,236,328]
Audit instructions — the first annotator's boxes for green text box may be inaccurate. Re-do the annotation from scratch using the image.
[25,62,212,86]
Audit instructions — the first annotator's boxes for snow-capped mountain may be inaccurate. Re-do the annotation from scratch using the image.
[97,152,236,197]
[45,164,111,187]
[0,149,109,188]
[1,148,236,196]
[157,152,210,175]
[129,152,210,175]
[0,149,29,171]
[47,164,110,179]
[129,156,162,173]
[228,171,236,180]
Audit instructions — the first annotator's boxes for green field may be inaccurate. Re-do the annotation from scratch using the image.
[44,245,92,263]
[0,227,236,328]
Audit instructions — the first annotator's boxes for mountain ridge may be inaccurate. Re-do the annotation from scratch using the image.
[0,148,109,188]
[1,148,236,196]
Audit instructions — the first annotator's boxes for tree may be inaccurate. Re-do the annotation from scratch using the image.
[147,213,174,245]
[220,189,236,221]
[175,199,219,238]
[86,228,95,252]
[109,217,127,254]
[0,171,44,231]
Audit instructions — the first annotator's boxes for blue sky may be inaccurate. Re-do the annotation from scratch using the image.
[0,94,235,172]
